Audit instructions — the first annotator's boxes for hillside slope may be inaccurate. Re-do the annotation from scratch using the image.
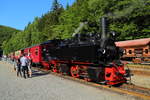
[0,25,20,48]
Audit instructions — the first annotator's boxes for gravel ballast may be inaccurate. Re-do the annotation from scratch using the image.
[131,74,150,89]
[0,61,136,100]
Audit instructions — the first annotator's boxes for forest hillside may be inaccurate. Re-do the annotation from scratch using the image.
[0,25,20,51]
[2,0,150,54]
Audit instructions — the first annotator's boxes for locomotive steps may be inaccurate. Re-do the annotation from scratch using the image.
[34,67,150,100]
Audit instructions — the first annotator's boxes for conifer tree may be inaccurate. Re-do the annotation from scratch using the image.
[51,0,61,11]
[66,2,70,10]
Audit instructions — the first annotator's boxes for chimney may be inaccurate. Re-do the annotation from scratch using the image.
[101,17,107,39]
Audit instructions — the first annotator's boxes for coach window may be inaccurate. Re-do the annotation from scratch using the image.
[129,50,132,54]
[145,49,148,54]
[35,49,38,55]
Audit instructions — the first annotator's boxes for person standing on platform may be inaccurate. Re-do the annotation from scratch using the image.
[15,59,22,77]
[20,54,29,79]
[27,53,32,78]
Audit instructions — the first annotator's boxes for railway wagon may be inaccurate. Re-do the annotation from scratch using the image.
[24,46,42,65]
[115,38,150,63]
[12,40,60,69]
[23,40,61,69]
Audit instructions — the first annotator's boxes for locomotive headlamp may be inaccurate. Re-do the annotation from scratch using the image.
[102,49,106,54]
[98,49,106,55]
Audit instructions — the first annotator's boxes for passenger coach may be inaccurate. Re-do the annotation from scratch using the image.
[115,38,150,63]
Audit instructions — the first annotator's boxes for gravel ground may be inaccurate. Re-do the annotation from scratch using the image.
[125,67,150,88]
[0,61,137,100]
[131,74,150,89]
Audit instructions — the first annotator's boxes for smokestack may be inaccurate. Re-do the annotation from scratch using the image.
[101,17,107,39]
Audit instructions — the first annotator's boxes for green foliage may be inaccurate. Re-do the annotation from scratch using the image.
[2,0,150,54]
[0,25,20,44]
[0,25,20,52]
[37,0,64,40]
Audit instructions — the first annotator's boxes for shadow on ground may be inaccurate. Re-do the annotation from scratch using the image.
[31,69,50,78]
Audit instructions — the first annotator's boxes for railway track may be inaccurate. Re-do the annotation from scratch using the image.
[127,64,150,69]
[34,67,150,100]
[120,84,150,98]
[131,70,150,76]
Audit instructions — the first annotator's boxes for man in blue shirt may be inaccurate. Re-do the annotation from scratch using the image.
[20,54,29,79]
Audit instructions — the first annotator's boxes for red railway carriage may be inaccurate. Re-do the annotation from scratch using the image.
[115,38,150,63]
[23,45,46,68]
[22,40,59,69]
[24,46,42,64]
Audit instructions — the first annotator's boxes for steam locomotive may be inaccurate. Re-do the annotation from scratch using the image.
[9,17,129,85]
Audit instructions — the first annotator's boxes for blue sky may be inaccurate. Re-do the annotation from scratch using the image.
[0,0,75,30]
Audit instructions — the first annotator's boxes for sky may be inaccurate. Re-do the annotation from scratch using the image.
[0,0,75,30]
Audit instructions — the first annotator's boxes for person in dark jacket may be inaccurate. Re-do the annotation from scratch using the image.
[15,59,22,77]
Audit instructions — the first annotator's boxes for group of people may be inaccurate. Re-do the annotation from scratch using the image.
[14,54,32,79]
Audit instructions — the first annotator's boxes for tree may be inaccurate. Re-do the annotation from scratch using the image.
[51,0,62,11]
[66,2,70,10]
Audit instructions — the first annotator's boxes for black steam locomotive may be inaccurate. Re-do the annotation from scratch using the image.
[41,17,127,85]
